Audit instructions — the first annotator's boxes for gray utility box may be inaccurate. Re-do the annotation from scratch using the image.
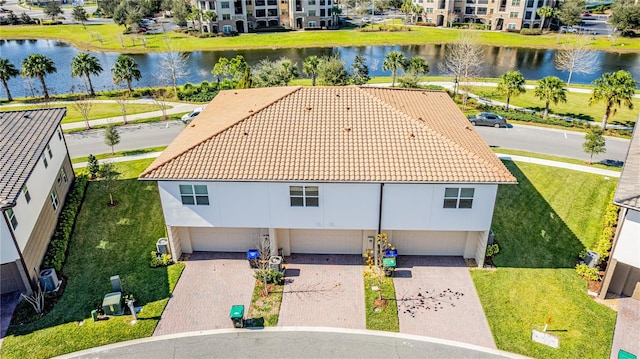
[585,250,600,268]
[156,238,170,255]
[269,256,283,272]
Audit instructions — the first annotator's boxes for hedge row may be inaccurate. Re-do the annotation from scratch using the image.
[42,175,89,272]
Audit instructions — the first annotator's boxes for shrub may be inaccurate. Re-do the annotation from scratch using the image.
[486,244,500,257]
[520,28,542,35]
[149,251,174,267]
[254,269,284,284]
[42,175,89,272]
[575,263,600,281]
[178,81,219,102]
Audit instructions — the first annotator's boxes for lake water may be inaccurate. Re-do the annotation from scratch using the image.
[1,39,639,98]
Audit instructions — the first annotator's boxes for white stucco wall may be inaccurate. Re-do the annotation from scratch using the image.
[0,217,19,263]
[157,181,498,232]
[613,209,640,268]
[6,128,68,252]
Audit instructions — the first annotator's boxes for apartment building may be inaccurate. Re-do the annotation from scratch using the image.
[415,0,554,31]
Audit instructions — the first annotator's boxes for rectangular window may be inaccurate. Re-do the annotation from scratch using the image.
[268,8,278,15]
[465,7,474,14]
[222,14,231,20]
[509,11,518,18]
[57,128,63,140]
[511,0,519,5]
[256,9,266,16]
[308,10,316,16]
[221,1,230,7]
[23,185,31,203]
[46,144,53,158]
[290,186,319,207]
[180,184,210,205]
[223,24,232,32]
[256,0,265,4]
[507,23,516,29]
[320,8,325,16]
[443,188,475,209]
[51,189,59,211]
[58,168,68,184]
[6,208,18,230]
[42,155,48,168]
[308,0,316,4]
[476,7,487,14]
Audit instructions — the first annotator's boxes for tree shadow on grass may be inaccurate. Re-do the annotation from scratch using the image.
[491,162,585,268]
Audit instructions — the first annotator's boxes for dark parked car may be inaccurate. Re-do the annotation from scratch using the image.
[468,112,507,128]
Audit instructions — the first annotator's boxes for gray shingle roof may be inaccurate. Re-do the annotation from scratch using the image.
[0,108,67,209]
[614,125,640,210]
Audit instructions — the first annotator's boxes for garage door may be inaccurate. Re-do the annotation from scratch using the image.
[392,231,467,256]
[189,227,265,252]
[290,229,362,254]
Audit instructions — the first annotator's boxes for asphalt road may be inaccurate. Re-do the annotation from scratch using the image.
[65,121,631,164]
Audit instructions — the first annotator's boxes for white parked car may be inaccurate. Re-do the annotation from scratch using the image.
[181,106,205,124]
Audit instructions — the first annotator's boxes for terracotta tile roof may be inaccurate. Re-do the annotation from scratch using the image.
[140,87,516,184]
[0,108,67,209]
[614,125,640,210]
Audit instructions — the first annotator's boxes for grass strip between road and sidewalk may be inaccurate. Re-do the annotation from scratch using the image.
[71,146,168,164]
[492,148,623,172]
[0,103,166,124]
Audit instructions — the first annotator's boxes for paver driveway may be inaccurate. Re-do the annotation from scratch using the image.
[393,256,496,349]
[278,254,366,329]
[154,252,255,336]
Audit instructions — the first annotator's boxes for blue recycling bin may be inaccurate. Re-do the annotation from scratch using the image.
[247,249,259,268]
[385,249,398,258]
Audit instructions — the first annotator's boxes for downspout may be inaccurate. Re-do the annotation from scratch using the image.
[377,183,384,234]
[2,206,35,294]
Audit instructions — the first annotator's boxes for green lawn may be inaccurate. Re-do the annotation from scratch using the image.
[0,159,183,359]
[2,23,639,53]
[0,103,165,124]
[247,280,283,327]
[364,268,399,332]
[492,148,623,172]
[472,160,617,358]
[472,86,640,126]
[71,146,167,164]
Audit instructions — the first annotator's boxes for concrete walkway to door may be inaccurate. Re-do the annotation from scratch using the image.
[278,254,366,329]
[153,252,255,336]
[393,256,497,349]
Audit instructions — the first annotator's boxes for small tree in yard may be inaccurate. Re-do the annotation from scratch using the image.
[104,124,120,155]
[583,128,606,164]
[116,93,129,125]
[87,154,100,179]
[99,162,120,206]
[365,233,395,301]
[153,88,171,120]
[72,96,93,130]
[497,71,526,111]
[253,236,281,296]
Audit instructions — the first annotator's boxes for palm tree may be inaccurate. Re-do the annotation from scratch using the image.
[203,10,217,33]
[589,70,637,130]
[496,71,526,110]
[21,54,57,99]
[71,53,103,96]
[303,56,320,86]
[536,6,556,31]
[383,51,407,87]
[111,55,142,92]
[534,76,567,118]
[0,58,20,102]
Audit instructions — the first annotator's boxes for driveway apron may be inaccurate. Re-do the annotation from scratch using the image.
[153,252,255,336]
[393,256,497,349]
[610,297,640,358]
[278,254,366,329]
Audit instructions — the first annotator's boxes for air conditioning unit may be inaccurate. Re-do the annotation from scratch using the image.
[585,250,600,268]
[156,238,170,255]
[39,268,60,292]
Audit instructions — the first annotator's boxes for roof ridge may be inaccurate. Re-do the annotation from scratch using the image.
[140,87,303,178]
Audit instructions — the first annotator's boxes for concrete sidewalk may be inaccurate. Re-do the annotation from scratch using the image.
[73,150,622,179]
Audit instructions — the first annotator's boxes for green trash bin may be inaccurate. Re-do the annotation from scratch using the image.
[382,257,396,277]
[91,309,99,322]
[230,305,245,328]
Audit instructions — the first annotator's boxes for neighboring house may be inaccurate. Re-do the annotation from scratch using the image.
[413,0,555,31]
[1,108,74,295]
[599,126,640,299]
[140,87,516,266]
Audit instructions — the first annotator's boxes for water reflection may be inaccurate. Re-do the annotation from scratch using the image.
[0,39,638,99]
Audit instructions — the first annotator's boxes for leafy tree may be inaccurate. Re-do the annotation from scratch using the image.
[399,56,429,88]
[554,36,597,85]
[582,128,606,164]
[72,6,89,27]
[21,54,57,99]
[383,50,407,87]
[536,6,557,30]
[303,56,321,86]
[104,124,121,155]
[43,1,63,21]
[99,162,120,206]
[558,0,584,27]
[236,67,253,89]
[211,55,248,88]
[609,0,640,33]
[87,154,100,179]
[589,70,637,129]
[111,55,142,92]
[534,76,567,118]
[203,10,217,32]
[0,57,20,102]
[100,0,120,17]
[113,0,143,28]
[20,12,34,25]
[497,71,526,110]
[71,53,103,96]
[252,58,298,87]
[317,55,350,86]
[171,0,192,27]
[351,55,370,85]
